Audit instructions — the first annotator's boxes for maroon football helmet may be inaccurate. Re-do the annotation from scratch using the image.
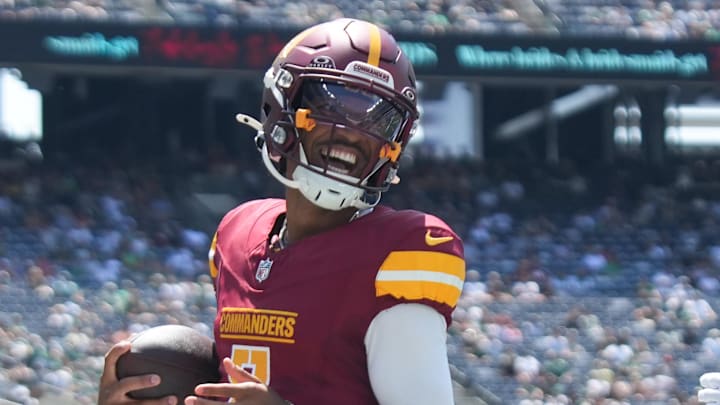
[245,18,419,211]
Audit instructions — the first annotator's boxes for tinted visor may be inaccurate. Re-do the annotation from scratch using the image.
[299,81,407,141]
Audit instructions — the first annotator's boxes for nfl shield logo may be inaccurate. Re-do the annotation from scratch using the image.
[255,258,273,283]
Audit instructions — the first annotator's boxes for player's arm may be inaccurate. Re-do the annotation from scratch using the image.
[365,303,454,405]
[367,221,464,405]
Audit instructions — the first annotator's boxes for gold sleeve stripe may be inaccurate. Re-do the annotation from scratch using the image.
[377,270,464,290]
[376,280,462,307]
[376,251,465,306]
[208,232,218,278]
[378,251,465,279]
[366,23,382,67]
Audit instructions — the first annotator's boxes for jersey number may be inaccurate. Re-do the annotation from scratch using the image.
[230,344,271,385]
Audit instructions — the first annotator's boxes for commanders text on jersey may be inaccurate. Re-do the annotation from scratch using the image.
[220,308,297,343]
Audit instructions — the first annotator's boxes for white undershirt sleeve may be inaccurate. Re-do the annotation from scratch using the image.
[364,303,454,405]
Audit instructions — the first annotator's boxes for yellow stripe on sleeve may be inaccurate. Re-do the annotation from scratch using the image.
[208,232,218,278]
[379,251,465,278]
[366,23,382,67]
[375,251,465,306]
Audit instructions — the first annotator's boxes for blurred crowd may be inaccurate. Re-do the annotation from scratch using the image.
[0,160,217,403]
[2,152,720,404]
[0,0,719,40]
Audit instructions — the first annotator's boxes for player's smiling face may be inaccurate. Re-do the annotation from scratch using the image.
[301,125,372,179]
[294,80,407,182]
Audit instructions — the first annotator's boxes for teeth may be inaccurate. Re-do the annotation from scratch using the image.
[322,147,357,165]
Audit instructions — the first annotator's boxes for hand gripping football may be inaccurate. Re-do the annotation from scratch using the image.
[116,324,220,400]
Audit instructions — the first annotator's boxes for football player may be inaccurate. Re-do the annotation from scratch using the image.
[99,18,465,405]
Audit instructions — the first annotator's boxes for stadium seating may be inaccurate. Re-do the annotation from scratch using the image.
[0,0,718,40]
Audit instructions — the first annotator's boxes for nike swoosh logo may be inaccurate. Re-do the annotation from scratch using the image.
[425,230,454,246]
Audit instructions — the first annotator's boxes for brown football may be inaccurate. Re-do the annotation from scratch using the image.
[116,324,220,400]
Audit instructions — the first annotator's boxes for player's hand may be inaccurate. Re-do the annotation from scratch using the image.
[699,372,720,404]
[98,341,178,405]
[184,358,287,405]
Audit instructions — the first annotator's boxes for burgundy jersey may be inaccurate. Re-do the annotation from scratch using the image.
[208,198,465,405]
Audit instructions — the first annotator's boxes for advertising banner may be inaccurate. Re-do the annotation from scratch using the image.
[0,21,717,85]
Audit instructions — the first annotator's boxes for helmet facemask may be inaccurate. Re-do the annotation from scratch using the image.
[260,67,417,211]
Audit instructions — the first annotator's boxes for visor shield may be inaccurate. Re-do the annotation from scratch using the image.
[299,81,408,142]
